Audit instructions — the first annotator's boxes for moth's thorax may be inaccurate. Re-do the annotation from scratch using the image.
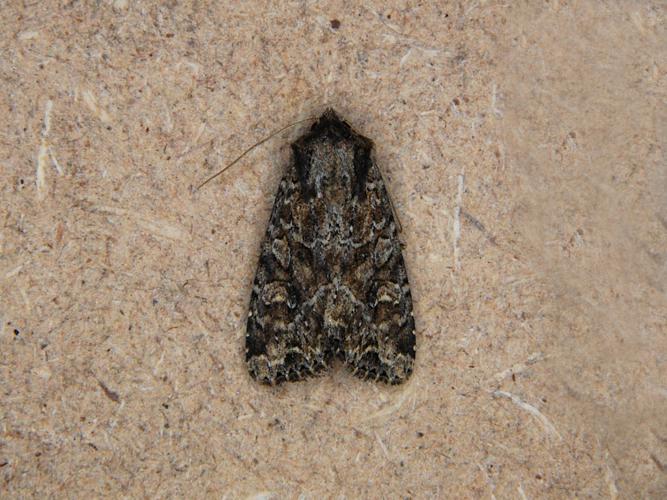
[301,138,357,204]
[292,112,373,210]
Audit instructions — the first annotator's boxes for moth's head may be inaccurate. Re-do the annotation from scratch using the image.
[292,109,372,149]
[307,109,352,142]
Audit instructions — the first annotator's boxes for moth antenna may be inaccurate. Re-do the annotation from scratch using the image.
[195,116,315,191]
[376,166,404,233]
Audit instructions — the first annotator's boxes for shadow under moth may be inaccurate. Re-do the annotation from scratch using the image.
[245,109,415,384]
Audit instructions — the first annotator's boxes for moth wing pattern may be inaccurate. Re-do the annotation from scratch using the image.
[245,177,328,383]
[246,109,415,384]
[342,159,416,383]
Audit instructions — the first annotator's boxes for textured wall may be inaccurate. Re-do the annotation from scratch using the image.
[1,1,665,497]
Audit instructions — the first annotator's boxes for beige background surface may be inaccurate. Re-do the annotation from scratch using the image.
[1,1,665,498]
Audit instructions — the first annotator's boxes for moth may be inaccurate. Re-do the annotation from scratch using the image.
[246,109,415,384]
